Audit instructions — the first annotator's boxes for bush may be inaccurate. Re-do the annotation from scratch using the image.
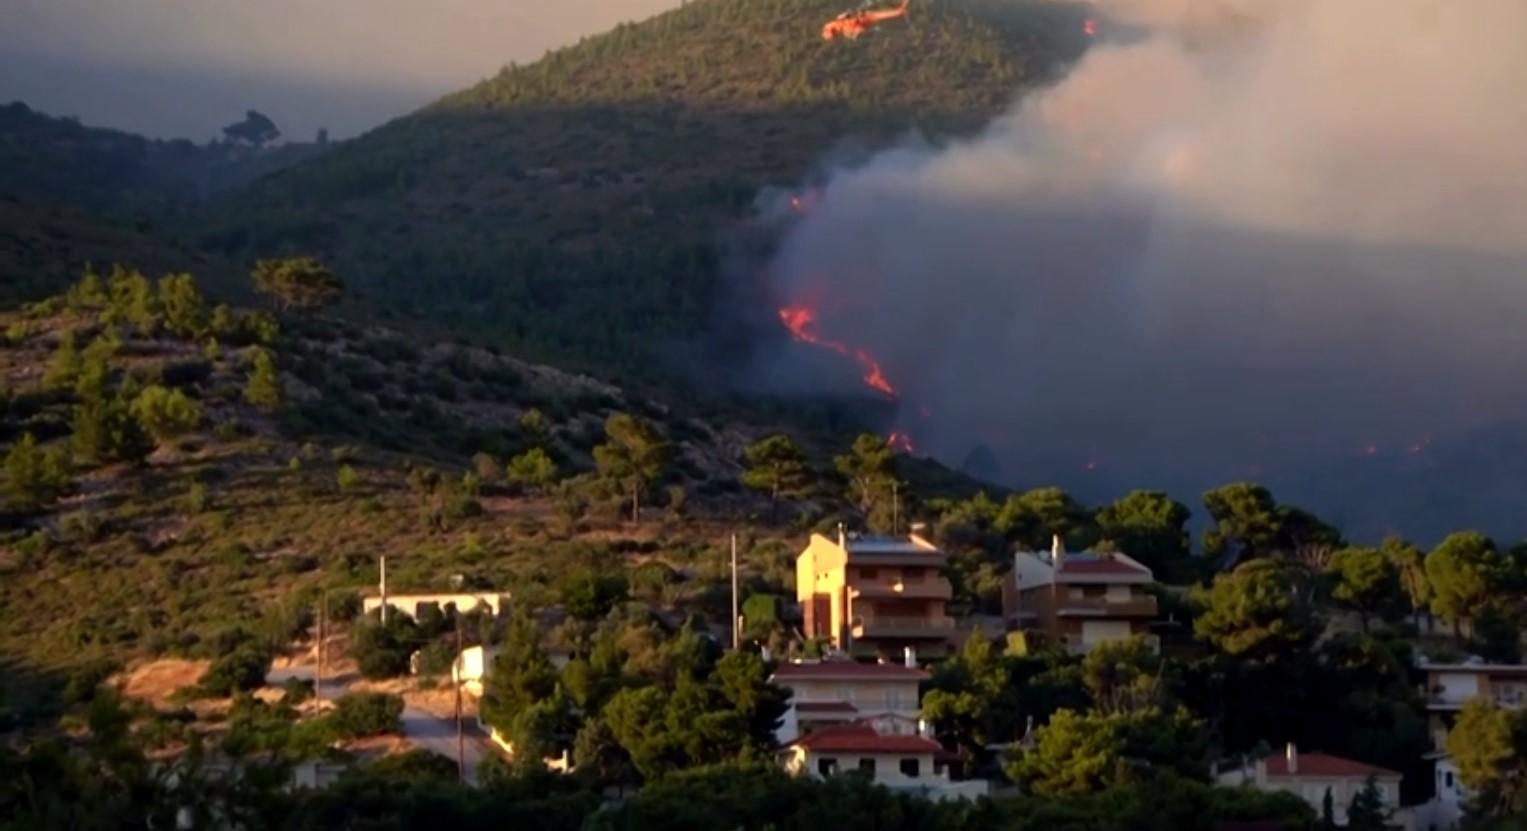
[329,692,404,738]
[351,616,419,679]
[325,590,362,622]
[337,464,360,491]
[199,644,273,696]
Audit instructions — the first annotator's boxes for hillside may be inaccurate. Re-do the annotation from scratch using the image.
[198,0,1090,377]
[0,267,992,720]
[0,101,329,217]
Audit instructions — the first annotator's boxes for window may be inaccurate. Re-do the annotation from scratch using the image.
[859,758,877,775]
[903,569,923,582]
[818,758,839,777]
[1445,771,1454,789]
[885,689,904,709]
[860,567,879,579]
[900,758,921,778]
[1082,585,1107,598]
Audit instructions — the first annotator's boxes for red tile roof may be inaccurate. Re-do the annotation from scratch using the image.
[796,701,858,713]
[791,723,942,754]
[772,661,929,681]
[1265,753,1399,778]
[1060,558,1150,576]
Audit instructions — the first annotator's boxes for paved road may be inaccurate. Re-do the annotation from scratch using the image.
[265,664,492,784]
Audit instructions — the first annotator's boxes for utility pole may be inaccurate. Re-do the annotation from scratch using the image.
[316,589,326,700]
[379,555,388,625]
[455,617,465,784]
[731,533,741,651]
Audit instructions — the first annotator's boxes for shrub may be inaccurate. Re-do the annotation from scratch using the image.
[337,464,360,491]
[351,616,419,679]
[199,644,273,697]
[324,590,362,622]
[328,692,403,739]
[130,385,205,442]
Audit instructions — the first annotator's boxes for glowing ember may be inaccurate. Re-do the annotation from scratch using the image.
[778,305,898,397]
[789,189,822,215]
[888,432,916,453]
[1083,18,1098,37]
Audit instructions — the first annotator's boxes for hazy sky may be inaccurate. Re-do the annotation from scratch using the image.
[0,0,684,141]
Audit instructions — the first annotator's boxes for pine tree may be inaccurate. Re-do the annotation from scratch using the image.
[42,331,81,392]
[243,348,282,411]
[593,413,670,522]
[3,433,72,510]
[157,274,205,338]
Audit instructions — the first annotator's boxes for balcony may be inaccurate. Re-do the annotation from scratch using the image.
[851,577,954,601]
[851,614,956,639]
[1054,596,1159,618]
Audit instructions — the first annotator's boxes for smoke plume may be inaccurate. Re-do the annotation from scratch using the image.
[757,0,1527,541]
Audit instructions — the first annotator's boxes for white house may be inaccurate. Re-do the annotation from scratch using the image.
[769,655,928,744]
[778,720,988,802]
[1217,743,1403,827]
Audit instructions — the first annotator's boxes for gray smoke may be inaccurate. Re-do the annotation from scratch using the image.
[758,0,1527,541]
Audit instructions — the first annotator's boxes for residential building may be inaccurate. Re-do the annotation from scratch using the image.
[1414,660,1527,830]
[1418,660,1527,749]
[796,530,956,660]
[362,591,509,620]
[1217,743,1402,827]
[770,656,929,744]
[779,721,989,802]
[1001,536,1157,654]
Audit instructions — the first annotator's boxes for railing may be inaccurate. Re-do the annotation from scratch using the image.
[1054,597,1159,617]
[851,578,954,600]
[852,614,956,637]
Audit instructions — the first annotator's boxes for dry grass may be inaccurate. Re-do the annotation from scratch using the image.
[116,658,208,708]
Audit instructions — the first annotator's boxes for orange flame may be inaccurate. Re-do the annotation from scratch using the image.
[789,189,822,215]
[888,432,916,453]
[778,305,898,397]
[1083,18,1098,37]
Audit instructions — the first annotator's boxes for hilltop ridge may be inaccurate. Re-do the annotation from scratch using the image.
[197,0,1088,377]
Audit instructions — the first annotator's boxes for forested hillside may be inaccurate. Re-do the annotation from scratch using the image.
[197,0,1091,377]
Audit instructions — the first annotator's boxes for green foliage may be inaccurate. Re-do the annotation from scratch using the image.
[157,273,205,337]
[199,644,274,696]
[1201,483,1342,564]
[1345,777,1392,831]
[1006,706,1207,797]
[741,594,781,637]
[518,408,551,448]
[480,612,558,736]
[3,433,73,510]
[328,692,404,739]
[741,434,814,515]
[72,393,154,464]
[244,346,283,411]
[834,433,897,525]
[997,487,1096,551]
[1192,559,1320,662]
[1426,531,1502,635]
[1096,490,1191,575]
[1324,547,1401,631]
[1080,636,1164,716]
[1382,536,1431,622]
[1446,699,1527,819]
[130,385,204,442]
[350,614,422,680]
[336,464,360,491]
[42,330,81,391]
[593,413,670,521]
[506,447,558,494]
[922,633,1085,764]
[251,257,344,312]
[559,570,630,622]
[104,266,161,337]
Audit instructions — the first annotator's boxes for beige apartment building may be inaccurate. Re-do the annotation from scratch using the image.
[1001,536,1158,654]
[796,530,956,661]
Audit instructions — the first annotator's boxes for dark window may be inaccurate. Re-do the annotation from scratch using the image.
[900,758,920,777]
[903,569,923,582]
[1445,772,1454,789]
[861,567,879,579]
[1082,585,1107,598]
[859,758,876,775]
[818,758,838,776]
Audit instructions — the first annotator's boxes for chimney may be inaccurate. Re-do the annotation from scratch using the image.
[1285,742,1298,774]
[760,645,772,662]
[837,522,847,549]
[918,718,933,738]
[1051,534,1064,567]
[904,646,917,668]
